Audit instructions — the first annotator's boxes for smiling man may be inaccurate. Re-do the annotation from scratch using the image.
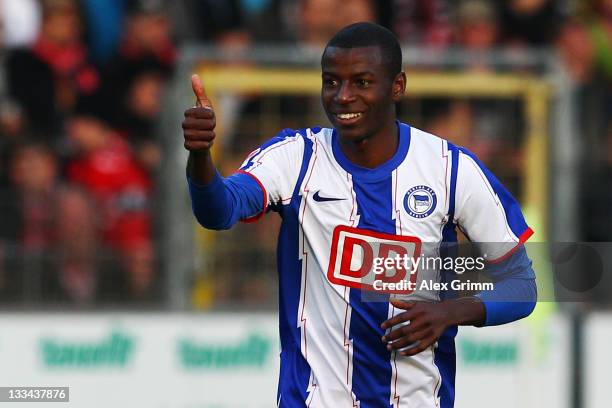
[183,22,537,408]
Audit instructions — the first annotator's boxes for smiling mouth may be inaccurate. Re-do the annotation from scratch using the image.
[335,113,362,120]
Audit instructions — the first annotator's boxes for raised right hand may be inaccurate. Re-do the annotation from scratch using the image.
[182,74,216,152]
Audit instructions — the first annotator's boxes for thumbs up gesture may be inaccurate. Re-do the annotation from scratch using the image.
[182,74,216,152]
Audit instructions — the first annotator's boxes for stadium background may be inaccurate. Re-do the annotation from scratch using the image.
[0,0,610,406]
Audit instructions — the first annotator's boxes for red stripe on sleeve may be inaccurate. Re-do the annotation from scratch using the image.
[487,227,534,264]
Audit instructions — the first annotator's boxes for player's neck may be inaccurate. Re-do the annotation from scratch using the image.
[339,121,399,169]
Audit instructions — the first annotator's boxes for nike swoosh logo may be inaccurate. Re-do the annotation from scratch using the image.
[313,190,346,202]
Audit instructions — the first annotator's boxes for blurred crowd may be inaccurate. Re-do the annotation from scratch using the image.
[0,0,173,304]
[0,0,609,306]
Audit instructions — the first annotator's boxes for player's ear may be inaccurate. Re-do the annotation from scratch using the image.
[392,72,406,102]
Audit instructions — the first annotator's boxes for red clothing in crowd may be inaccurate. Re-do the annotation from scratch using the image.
[66,135,151,249]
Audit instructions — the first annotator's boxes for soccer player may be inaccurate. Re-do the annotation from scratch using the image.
[183,22,537,408]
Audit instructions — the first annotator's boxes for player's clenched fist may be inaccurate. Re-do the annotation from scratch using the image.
[182,74,216,152]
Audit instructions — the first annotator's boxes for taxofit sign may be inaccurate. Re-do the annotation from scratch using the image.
[40,331,134,368]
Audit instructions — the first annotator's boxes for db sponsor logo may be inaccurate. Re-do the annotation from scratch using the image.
[327,225,421,293]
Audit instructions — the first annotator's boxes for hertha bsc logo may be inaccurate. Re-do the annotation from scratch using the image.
[404,185,437,218]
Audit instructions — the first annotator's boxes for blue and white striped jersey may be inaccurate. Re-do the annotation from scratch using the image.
[231,121,532,407]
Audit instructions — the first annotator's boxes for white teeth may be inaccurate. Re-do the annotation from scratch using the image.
[337,113,361,119]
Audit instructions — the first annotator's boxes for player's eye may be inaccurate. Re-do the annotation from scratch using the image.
[357,79,371,88]
[323,78,338,87]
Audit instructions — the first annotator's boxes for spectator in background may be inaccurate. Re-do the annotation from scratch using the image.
[98,0,174,173]
[589,0,612,82]
[391,0,453,48]
[0,142,98,303]
[0,98,27,190]
[6,0,100,139]
[556,0,609,148]
[66,114,155,300]
[556,0,612,85]
[556,0,610,155]
[299,0,376,46]
[168,0,251,49]
[80,0,124,64]
[251,0,377,46]
[497,0,563,46]
[110,62,166,173]
[557,22,595,85]
[247,0,295,43]
[110,0,175,74]
[455,0,499,71]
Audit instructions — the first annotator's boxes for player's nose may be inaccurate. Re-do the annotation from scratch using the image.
[334,81,355,104]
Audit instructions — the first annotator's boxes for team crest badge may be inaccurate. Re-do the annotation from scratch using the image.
[404,185,437,218]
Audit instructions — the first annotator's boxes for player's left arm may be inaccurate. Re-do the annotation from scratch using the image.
[381,148,537,356]
[473,245,537,326]
[450,147,537,325]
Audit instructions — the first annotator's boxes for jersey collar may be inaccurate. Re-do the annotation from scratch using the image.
[331,121,411,182]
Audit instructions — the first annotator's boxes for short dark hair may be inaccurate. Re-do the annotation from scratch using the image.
[323,22,403,79]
